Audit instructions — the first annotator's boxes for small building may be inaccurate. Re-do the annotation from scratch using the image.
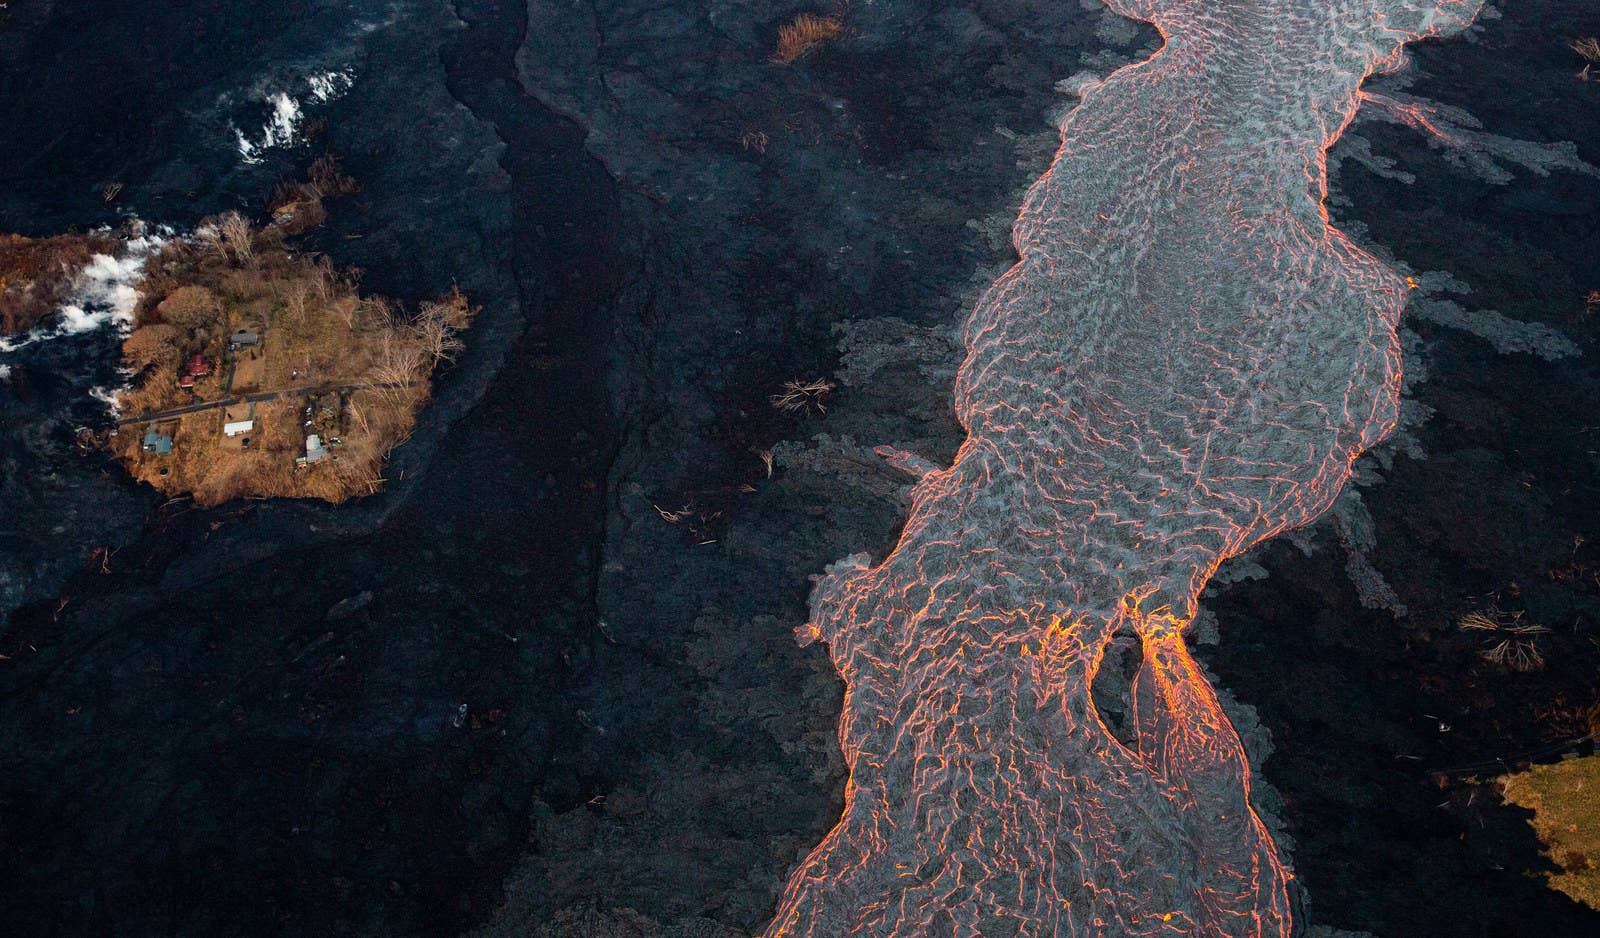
[186,354,212,377]
[298,434,329,466]
[229,330,259,350]
[222,402,255,438]
[141,430,174,455]
[178,374,196,390]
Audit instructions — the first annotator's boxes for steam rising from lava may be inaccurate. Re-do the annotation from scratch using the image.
[766,0,1484,935]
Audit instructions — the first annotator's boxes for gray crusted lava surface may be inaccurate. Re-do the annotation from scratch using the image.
[766,1,1484,935]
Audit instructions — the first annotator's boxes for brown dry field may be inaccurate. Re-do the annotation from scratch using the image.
[109,211,471,506]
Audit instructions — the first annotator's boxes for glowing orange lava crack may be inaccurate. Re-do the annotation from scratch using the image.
[766,1,1485,935]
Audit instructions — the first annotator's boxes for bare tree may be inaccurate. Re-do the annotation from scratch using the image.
[411,286,477,365]
[310,256,343,303]
[355,296,390,331]
[277,277,314,326]
[413,306,465,365]
[217,212,256,268]
[371,332,427,405]
[196,223,227,263]
[346,398,371,435]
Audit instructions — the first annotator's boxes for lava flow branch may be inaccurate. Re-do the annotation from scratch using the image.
[766,0,1483,935]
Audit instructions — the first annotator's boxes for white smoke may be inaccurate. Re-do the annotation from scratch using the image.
[88,383,125,415]
[234,68,355,165]
[0,232,164,353]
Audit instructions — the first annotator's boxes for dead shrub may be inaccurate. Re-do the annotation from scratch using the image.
[267,182,328,234]
[770,378,836,413]
[308,154,359,198]
[1459,607,1550,672]
[773,13,842,64]
[1573,37,1600,80]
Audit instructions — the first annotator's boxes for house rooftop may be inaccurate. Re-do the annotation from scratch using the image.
[302,433,329,464]
[222,402,255,438]
[141,431,174,455]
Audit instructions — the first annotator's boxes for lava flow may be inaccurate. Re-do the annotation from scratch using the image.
[766,0,1483,935]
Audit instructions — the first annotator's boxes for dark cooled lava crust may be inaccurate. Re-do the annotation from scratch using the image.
[1,0,1115,935]
[1197,2,1600,937]
[0,0,1596,937]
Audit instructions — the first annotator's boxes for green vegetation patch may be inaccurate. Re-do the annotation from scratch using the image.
[1503,754,1600,910]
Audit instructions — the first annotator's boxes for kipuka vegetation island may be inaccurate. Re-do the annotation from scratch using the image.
[3,159,474,506]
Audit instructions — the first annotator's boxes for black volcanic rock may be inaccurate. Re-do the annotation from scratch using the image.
[0,0,1134,934]
[2,1,1596,937]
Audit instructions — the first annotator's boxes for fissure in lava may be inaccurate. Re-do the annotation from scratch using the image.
[766,0,1484,935]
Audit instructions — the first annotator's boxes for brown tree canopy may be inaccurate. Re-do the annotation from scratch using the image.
[154,285,221,331]
[121,324,181,371]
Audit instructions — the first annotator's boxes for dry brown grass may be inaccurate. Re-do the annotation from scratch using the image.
[773,13,842,64]
[0,231,120,334]
[110,214,475,506]
[113,396,405,506]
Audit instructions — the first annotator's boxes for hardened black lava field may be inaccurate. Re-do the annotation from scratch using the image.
[2,1,1598,936]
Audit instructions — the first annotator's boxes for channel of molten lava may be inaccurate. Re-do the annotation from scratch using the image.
[765,1,1485,936]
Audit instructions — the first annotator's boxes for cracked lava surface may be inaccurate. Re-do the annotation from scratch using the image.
[765,0,1485,935]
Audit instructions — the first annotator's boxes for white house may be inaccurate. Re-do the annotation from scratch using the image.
[222,402,256,437]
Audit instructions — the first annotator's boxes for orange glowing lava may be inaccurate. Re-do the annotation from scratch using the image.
[765,1,1485,935]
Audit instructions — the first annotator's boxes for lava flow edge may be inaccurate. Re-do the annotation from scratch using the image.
[764,1,1487,936]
